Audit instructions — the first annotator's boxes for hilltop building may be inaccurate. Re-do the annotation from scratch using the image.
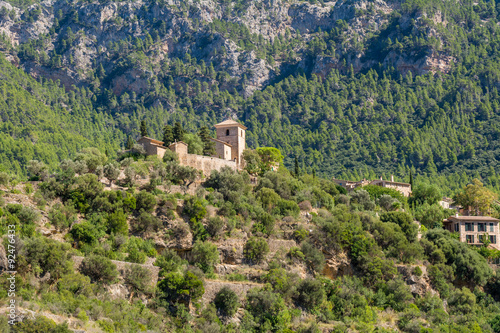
[138,120,246,177]
[333,175,412,197]
[443,215,500,249]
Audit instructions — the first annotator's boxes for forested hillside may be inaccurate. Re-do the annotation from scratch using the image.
[1,147,500,332]
[1,0,500,194]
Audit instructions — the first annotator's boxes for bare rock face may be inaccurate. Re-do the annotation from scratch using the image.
[322,251,353,280]
[289,1,342,34]
[396,265,437,297]
[166,220,193,250]
[218,238,246,265]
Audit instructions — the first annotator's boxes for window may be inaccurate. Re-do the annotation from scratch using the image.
[226,129,230,136]
[454,223,459,232]
[241,130,243,137]
[490,235,497,244]
[465,223,474,231]
[490,223,495,232]
[466,235,474,243]
[478,223,485,232]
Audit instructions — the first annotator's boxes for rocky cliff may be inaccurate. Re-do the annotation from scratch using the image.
[0,0,451,98]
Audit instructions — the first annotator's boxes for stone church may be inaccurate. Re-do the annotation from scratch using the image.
[138,120,246,176]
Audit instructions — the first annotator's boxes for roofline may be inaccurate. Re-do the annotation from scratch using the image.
[169,141,188,147]
[214,122,247,130]
[447,216,500,222]
[210,138,232,147]
[138,136,164,145]
[370,180,411,186]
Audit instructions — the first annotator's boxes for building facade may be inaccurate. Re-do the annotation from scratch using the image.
[138,120,246,177]
[333,175,412,197]
[443,215,500,249]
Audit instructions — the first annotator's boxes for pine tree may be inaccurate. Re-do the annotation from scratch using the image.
[140,120,148,137]
[163,125,174,146]
[198,126,215,156]
[126,136,134,149]
[409,170,414,189]
[173,122,184,142]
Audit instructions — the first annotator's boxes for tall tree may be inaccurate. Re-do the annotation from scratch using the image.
[294,156,300,177]
[198,126,215,156]
[163,125,174,146]
[126,136,134,149]
[453,179,498,216]
[140,120,148,137]
[173,122,184,142]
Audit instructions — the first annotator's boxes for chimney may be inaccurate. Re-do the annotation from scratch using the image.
[391,175,394,182]
[380,176,383,180]
[455,213,459,218]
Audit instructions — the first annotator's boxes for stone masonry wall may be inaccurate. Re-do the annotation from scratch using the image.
[72,256,160,286]
[179,154,238,177]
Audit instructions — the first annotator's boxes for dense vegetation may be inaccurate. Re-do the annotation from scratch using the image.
[0,0,499,195]
[0,144,500,331]
[2,0,500,329]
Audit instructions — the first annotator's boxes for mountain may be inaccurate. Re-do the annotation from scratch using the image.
[1,0,500,193]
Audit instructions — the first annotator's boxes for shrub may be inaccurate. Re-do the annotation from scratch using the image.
[135,190,156,212]
[20,237,72,281]
[293,227,309,243]
[295,278,325,310]
[413,266,423,277]
[214,286,240,317]
[103,162,120,185]
[380,211,417,242]
[246,288,290,331]
[49,203,76,231]
[107,209,128,235]
[70,222,100,245]
[243,237,269,263]
[124,264,152,294]
[157,271,204,307]
[300,242,325,273]
[11,316,71,333]
[126,246,147,264]
[80,255,118,284]
[257,187,280,212]
[191,241,220,274]
[350,189,375,210]
[274,199,300,217]
[252,212,275,236]
[448,287,476,314]
[156,249,186,276]
[133,211,161,234]
[206,216,224,239]
[298,200,312,211]
[288,247,305,260]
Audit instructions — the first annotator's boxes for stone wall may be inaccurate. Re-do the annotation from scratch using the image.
[201,280,262,306]
[179,154,238,177]
[72,256,160,286]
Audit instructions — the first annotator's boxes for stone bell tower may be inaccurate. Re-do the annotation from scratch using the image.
[214,119,246,168]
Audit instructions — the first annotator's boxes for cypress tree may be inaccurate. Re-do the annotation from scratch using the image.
[126,135,134,149]
[198,126,215,156]
[294,156,300,177]
[140,120,148,137]
[173,122,184,142]
[163,125,174,146]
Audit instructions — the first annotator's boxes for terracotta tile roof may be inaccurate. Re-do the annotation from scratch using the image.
[214,119,247,130]
[447,216,499,222]
[210,138,232,147]
[138,136,164,145]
